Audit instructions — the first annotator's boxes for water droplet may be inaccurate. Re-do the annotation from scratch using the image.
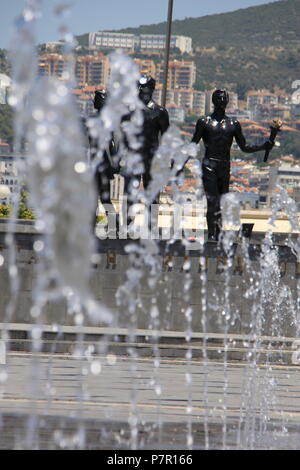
[36,137,50,152]
[187,434,193,447]
[0,370,8,383]
[33,108,45,121]
[107,353,117,365]
[128,414,138,427]
[57,85,68,97]
[31,326,42,340]
[33,240,44,252]
[30,306,40,318]
[75,313,83,325]
[40,156,53,171]
[90,361,101,375]
[185,373,192,385]
[150,305,159,319]
[7,94,17,107]
[74,161,87,174]
[36,124,47,136]
[9,265,17,277]
[186,350,192,360]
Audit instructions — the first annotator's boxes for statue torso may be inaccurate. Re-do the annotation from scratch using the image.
[200,115,238,160]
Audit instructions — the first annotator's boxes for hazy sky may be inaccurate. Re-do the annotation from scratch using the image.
[1,0,274,49]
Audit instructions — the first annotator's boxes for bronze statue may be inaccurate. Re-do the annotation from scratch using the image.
[123,75,169,205]
[84,89,119,232]
[178,89,274,241]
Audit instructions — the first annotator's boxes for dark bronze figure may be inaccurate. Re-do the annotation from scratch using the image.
[123,75,170,205]
[85,90,119,231]
[179,89,274,241]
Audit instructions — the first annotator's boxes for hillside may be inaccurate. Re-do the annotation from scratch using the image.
[120,0,300,48]
[77,0,300,99]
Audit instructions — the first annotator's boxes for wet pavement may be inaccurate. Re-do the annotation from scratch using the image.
[0,347,300,449]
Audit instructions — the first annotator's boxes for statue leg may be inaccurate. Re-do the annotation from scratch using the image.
[202,162,220,240]
[123,174,142,233]
[94,165,118,235]
[216,162,231,238]
[206,194,221,240]
[142,169,160,233]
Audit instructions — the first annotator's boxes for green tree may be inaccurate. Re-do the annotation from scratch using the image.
[185,114,198,125]
[280,133,300,159]
[0,104,14,148]
[0,205,10,217]
[18,190,35,220]
[0,49,9,75]
[194,79,206,91]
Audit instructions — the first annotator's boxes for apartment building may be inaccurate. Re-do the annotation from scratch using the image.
[152,86,175,106]
[89,32,136,52]
[38,54,65,78]
[291,104,300,120]
[38,53,110,87]
[0,155,21,205]
[253,104,291,122]
[42,41,65,53]
[246,90,278,110]
[269,164,300,191]
[89,32,192,54]
[173,89,205,115]
[153,86,205,115]
[0,73,11,104]
[75,54,110,86]
[0,141,10,154]
[166,104,186,123]
[156,60,196,90]
[139,34,192,54]
[133,59,156,79]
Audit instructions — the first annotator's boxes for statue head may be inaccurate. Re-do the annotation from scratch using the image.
[93,89,107,111]
[138,75,156,105]
[212,89,229,111]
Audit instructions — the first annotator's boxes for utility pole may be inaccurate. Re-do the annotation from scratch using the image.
[161,0,173,108]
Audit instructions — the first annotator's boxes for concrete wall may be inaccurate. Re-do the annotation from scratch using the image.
[0,221,299,338]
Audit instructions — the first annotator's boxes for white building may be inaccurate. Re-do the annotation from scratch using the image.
[42,41,65,52]
[269,164,300,191]
[89,32,192,54]
[0,155,21,204]
[0,184,10,205]
[139,34,192,54]
[89,32,136,51]
[227,109,253,121]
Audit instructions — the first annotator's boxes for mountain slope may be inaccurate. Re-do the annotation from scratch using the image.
[120,0,300,48]
[76,0,300,98]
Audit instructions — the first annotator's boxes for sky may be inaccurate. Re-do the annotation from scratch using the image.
[0,0,274,49]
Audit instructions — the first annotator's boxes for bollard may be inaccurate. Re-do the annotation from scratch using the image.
[163,254,173,272]
[106,250,117,269]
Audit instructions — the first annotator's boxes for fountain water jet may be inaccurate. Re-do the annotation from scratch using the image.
[2,0,300,452]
